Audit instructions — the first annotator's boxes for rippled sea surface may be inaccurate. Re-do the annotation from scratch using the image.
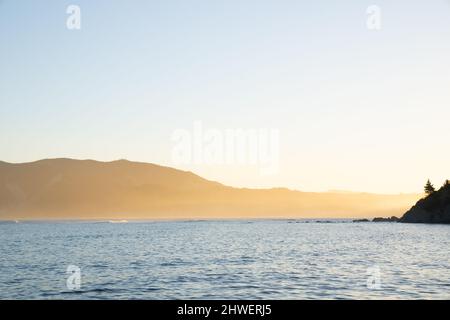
[1,220,450,300]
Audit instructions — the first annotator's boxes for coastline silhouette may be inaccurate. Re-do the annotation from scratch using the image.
[0,158,420,221]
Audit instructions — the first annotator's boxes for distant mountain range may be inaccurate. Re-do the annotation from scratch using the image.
[0,159,421,220]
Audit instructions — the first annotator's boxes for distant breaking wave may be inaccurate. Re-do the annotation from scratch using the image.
[0,220,20,224]
[108,220,128,224]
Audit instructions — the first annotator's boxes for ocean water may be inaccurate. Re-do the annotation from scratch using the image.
[1,220,450,300]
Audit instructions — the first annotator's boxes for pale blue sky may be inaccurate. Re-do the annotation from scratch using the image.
[1,0,450,193]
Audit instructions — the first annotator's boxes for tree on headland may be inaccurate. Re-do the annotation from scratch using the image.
[424,179,435,195]
[442,180,450,189]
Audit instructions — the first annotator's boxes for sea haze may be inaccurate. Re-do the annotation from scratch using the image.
[1,220,450,299]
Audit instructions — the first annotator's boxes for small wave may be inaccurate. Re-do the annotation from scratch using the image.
[57,287,123,295]
[108,220,128,224]
[0,220,20,224]
[178,219,208,223]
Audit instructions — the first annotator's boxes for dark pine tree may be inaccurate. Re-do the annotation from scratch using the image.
[443,179,450,189]
[424,179,435,195]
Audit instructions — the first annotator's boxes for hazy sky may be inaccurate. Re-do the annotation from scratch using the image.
[1,0,449,193]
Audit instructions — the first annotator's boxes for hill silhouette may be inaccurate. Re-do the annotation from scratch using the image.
[400,182,450,224]
[0,158,420,220]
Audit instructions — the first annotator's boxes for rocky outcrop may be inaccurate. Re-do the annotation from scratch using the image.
[400,184,450,224]
[353,219,370,223]
[372,216,399,222]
